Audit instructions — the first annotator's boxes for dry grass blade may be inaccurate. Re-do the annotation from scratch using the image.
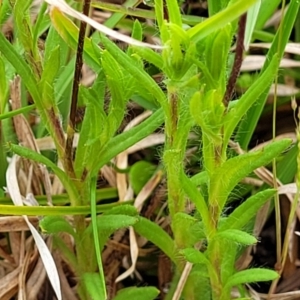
[241,55,300,71]
[45,0,163,49]
[5,155,62,300]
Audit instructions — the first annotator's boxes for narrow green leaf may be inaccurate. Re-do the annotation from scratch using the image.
[100,35,166,107]
[90,108,164,176]
[101,50,130,139]
[101,0,142,30]
[133,216,175,262]
[180,248,219,289]
[75,84,106,176]
[0,104,36,121]
[39,46,60,108]
[209,139,291,216]
[237,0,300,149]
[50,8,101,72]
[187,0,258,43]
[0,55,8,110]
[84,214,138,251]
[32,2,50,48]
[254,0,282,30]
[55,56,76,123]
[44,26,69,73]
[103,204,138,217]
[95,214,138,233]
[215,229,257,245]
[165,0,182,27]
[180,248,211,266]
[205,24,232,94]
[173,213,199,247]
[224,269,278,292]
[131,19,143,41]
[191,171,208,186]
[8,143,79,205]
[113,287,160,300]
[131,46,163,70]
[82,273,106,300]
[39,216,77,238]
[180,171,210,233]
[90,176,107,299]
[219,189,276,231]
[0,32,40,103]
[244,0,261,50]
[0,0,12,26]
[277,144,298,184]
[223,54,278,148]
[0,202,132,216]
[14,0,35,54]
[129,161,157,194]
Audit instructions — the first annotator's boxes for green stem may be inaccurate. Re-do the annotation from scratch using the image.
[164,85,185,219]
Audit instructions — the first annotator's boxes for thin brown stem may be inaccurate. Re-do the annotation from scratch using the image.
[65,0,91,177]
[223,13,247,107]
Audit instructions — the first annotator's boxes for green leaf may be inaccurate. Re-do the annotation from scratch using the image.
[14,0,36,57]
[215,229,257,245]
[223,269,278,293]
[191,171,208,186]
[209,139,291,217]
[39,46,60,108]
[0,55,8,110]
[237,0,300,149]
[254,0,282,30]
[74,84,106,176]
[187,0,258,43]
[39,216,77,238]
[100,35,166,107]
[180,248,220,287]
[90,108,164,176]
[131,19,143,41]
[82,273,106,300]
[44,26,69,75]
[165,0,182,27]
[205,23,232,94]
[101,50,131,139]
[244,0,261,50]
[133,216,175,262]
[223,54,278,148]
[0,0,12,26]
[104,204,138,216]
[180,171,210,233]
[131,46,163,71]
[84,214,138,251]
[277,144,298,184]
[219,189,276,231]
[90,176,106,299]
[173,212,200,247]
[50,7,101,72]
[53,58,75,124]
[8,143,79,206]
[0,202,131,216]
[129,161,157,194]
[180,248,211,266]
[113,287,160,300]
[190,90,224,144]
[0,32,40,103]
[32,2,50,48]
